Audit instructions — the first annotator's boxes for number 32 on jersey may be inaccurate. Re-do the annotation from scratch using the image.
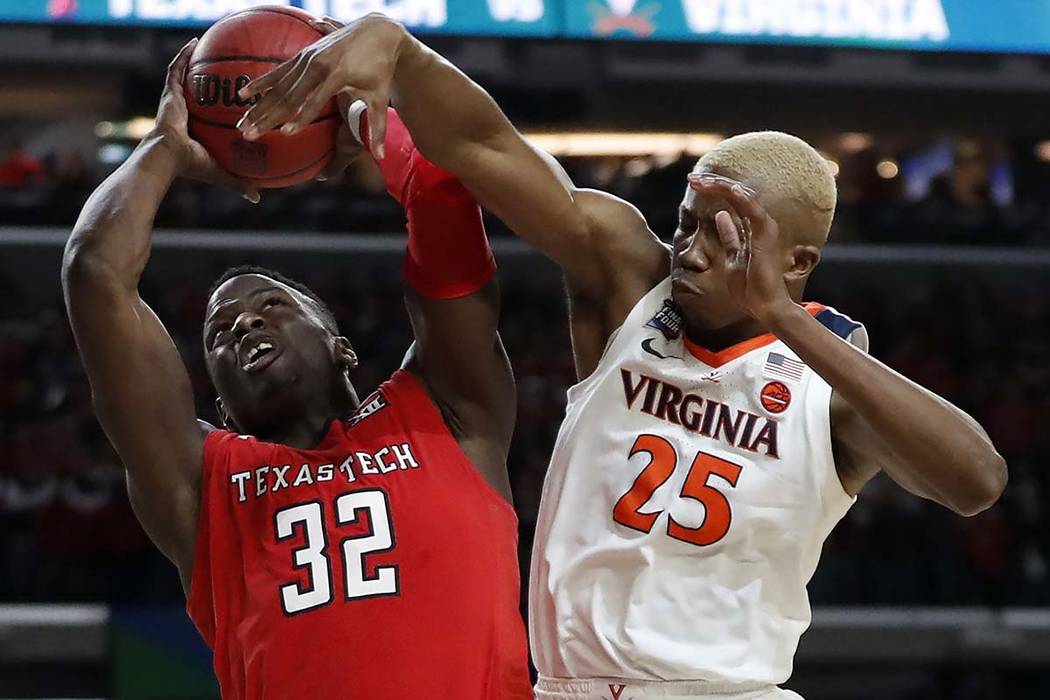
[274,489,399,616]
[614,434,743,546]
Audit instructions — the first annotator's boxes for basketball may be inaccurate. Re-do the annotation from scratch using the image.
[183,6,338,188]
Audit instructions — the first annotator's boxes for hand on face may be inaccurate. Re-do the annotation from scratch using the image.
[687,173,794,325]
[236,13,404,159]
[151,39,260,203]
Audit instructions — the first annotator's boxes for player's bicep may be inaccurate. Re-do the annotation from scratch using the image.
[65,272,203,567]
[455,136,589,265]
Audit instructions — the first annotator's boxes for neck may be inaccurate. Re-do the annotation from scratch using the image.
[247,385,360,450]
[683,314,770,353]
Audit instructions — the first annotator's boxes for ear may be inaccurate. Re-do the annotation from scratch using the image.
[784,244,821,283]
[215,397,234,431]
[334,336,359,370]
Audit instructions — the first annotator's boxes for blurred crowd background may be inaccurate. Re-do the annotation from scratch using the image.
[1,231,1045,610]
[1,3,1049,696]
[3,136,1050,248]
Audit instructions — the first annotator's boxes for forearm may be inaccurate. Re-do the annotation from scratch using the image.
[63,134,177,292]
[769,304,1006,513]
[385,26,596,268]
[361,106,496,302]
[389,30,515,174]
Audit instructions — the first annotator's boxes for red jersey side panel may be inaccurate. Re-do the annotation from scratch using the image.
[187,370,530,699]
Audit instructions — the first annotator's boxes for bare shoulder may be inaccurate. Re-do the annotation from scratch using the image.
[563,190,670,381]
[574,189,671,298]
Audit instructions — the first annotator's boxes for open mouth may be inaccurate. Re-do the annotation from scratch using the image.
[241,339,280,373]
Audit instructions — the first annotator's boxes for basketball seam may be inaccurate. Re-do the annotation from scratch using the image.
[250,147,335,182]
[243,7,320,32]
[188,55,286,70]
[188,112,339,130]
[188,7,320,69]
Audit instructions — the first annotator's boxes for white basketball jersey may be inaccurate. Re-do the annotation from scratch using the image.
[529,277,863,688]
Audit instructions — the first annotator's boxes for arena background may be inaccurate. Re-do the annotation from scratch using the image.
[0,1,1048,698]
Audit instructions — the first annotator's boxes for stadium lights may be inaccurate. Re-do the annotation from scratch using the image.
[95,119,726,159]
[877,159,900,179]
[839,132,873,153]
[524,132,724,157]
[95,117,158,141]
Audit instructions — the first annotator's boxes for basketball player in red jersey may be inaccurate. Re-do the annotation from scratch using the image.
[62,39,530,700]
[238,15,1008,699]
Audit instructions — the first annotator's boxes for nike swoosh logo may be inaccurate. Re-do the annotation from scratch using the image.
[641,337,682,360]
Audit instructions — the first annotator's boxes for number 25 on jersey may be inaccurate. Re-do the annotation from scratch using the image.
[614,434,743,546]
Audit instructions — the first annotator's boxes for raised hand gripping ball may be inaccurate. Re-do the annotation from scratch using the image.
[184,6,338,188]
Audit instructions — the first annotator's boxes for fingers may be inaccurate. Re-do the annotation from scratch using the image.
[310,16,344,35]
[316,147,357,182]
[714,210,743,260]
[205,163,260,203]
[283,81,336,134]
[217,171,261,204]
[187,148,260,202]
[688,172,765,222]
[238,57,298,103]
[166,37,199,90]
[239,61,323,139]
[365,97,388,160]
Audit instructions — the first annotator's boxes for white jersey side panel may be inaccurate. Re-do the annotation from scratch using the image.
[529,277,859,687]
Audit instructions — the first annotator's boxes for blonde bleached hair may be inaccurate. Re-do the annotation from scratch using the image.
[694,131,837,246]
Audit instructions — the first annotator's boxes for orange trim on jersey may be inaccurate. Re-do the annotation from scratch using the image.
[683,302,825,367]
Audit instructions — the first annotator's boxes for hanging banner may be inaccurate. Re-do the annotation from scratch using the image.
[4,1,1050,54]
[564,1,1050,54]
[3,0,557,35]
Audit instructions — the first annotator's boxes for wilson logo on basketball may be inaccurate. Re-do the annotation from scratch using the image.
[192,73,258,107]
[760,381,791,414]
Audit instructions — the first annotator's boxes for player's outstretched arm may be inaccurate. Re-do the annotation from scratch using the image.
[693,175,1007,516]
[238,15,669,347]
[352,105,515,501]
[62,41,257,588]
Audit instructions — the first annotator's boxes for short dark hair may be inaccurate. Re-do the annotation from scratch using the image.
[207,265,339,333]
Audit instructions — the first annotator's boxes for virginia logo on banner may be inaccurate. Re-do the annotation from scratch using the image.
[592,0,659,36]
[680,0,950,42]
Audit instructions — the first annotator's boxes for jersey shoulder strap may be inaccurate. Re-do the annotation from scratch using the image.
[808,302,867,351]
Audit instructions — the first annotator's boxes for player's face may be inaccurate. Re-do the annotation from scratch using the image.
[203,274,342,430]
[669,185,750,330]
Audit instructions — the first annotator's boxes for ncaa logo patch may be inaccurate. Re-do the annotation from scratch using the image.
[645,299,683,340]
[760,381,791,414]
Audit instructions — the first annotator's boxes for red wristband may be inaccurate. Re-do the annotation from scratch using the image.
[360,107,496,299]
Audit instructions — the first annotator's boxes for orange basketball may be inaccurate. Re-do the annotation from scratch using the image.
[183,6,338,188]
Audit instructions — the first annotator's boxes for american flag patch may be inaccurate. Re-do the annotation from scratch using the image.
[763,352,806,382]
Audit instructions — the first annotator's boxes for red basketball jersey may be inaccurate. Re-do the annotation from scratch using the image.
[187,370,531,699]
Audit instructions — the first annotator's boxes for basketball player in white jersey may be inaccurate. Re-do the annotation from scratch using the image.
[236,15,1009,699]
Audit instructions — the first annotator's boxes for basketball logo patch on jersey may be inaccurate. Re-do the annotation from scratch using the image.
[760,381,792,414]
[644,299,682,340]
[348,391,389,426]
